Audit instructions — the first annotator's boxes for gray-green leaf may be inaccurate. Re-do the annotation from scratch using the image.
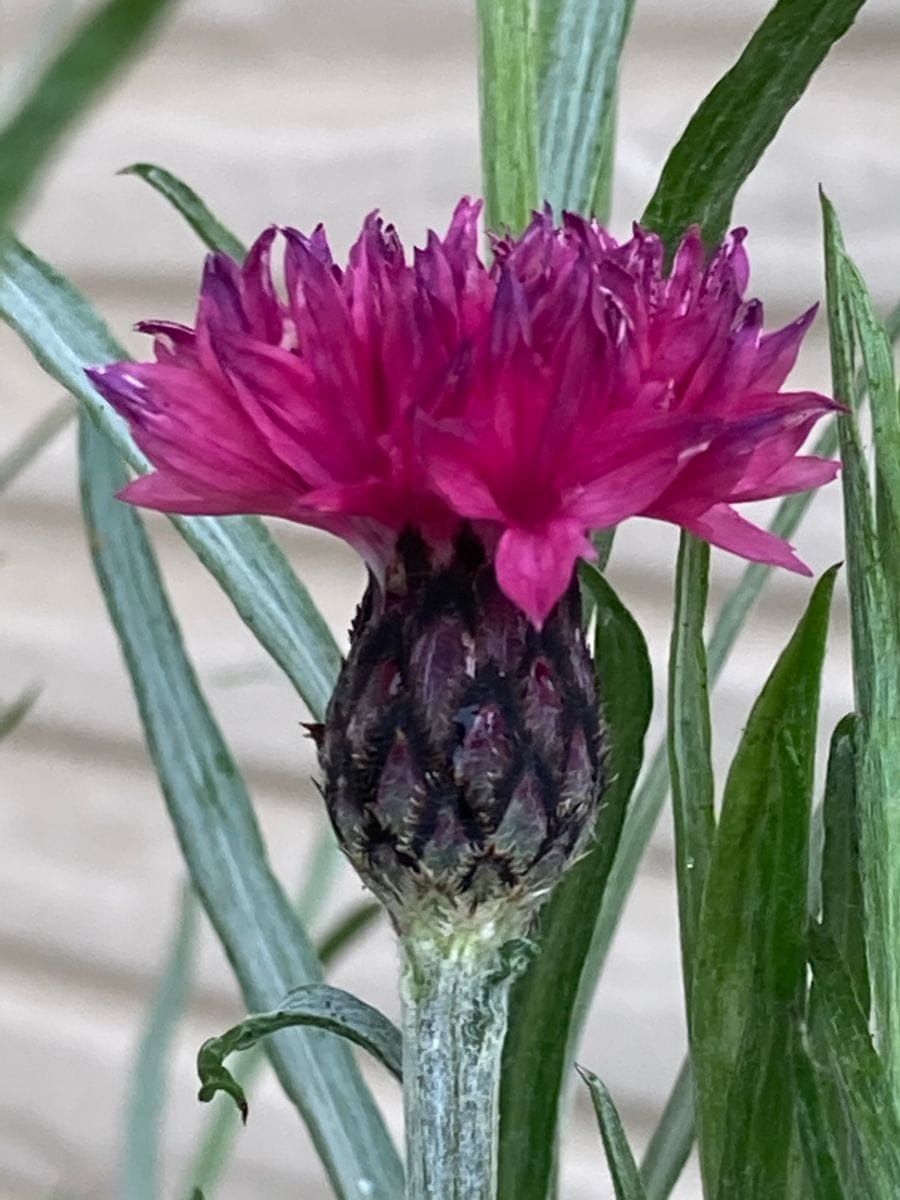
[79,417,402,1199]
[119,163,246,260]
[0,238,341,720]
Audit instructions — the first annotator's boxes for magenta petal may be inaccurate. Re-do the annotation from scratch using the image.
[684,504,813,575]
[495,520,596,627]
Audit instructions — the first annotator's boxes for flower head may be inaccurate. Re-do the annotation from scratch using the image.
[89,201,838,625]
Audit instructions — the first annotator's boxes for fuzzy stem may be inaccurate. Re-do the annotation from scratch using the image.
[401,918,525,1200]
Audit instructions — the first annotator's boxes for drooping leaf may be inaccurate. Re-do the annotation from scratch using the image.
[691,567,837,1197]
[808,925,900,1193]
[197,984,402,1120]
[577,1066,647,1200]
[0,395,74,494]
[123,884,198,1200]
[118,163,246,260]
[0,0,178,231]
[535,0,634,218]
[643,0,866,251]
[183,890,381,1200]
[475,0,539,232]
[498,564,652,1200]
[822,193,900,1095]
[0,684,40,740]
[639,1057,694,1200]
[79,417,402,1199]
[0,238,341,720]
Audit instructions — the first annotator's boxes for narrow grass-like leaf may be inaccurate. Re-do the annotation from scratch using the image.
[581,298,900,1007]
[184,895,381,1200]
[667,534,715,1011]
[0,684,40,739]
[0,238,341,720]
[822,193,900,1094]
[0,0,178,231]
[639,1058,694,1200]
[79,417,402,1200]
[792,1028,846,1200]
[197,984,402,1120]
[0,394,73,494]
[535,0,634,217]
[642,0,866,250]
[808,925,900,1192]
[498,565,652,1200]
[475,0,539,232]
[119,164,246,260]
[819,714,868,1012]
[317,902,382,964]
[577,1066,647,1200]
[123,884,198,1200]
[840,256,900,606]
[692,566,837,1197]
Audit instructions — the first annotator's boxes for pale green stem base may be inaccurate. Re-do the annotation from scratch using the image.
[400,918,525,1200]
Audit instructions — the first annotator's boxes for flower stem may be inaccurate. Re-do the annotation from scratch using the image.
[401,917,526,1200]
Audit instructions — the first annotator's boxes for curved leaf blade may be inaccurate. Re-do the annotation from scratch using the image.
[79,417,402,1200]
[577,1066,647,1200]
[643,0,866,250]
[0,237,341,719]
[692,567,838,1197]
[119,163,246,260]
[197,983,402,1120]
[498,564,652,1200]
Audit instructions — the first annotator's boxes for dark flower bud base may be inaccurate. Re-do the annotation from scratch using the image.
[321,527,605,930]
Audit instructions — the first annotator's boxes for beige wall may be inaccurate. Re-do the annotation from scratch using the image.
[1,1,898,1196]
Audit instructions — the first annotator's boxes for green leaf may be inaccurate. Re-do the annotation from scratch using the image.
[197,983,402,1120]
[0,238,342,721]
[577,1066,647,1200]
[79,417,402,1200]
[0,684,40,740]
[808,925,900,1192]
[819,714,869,1014]
[535,0,634,218]
[118,164,246,260]
[0,0,178,231]
[667,535,715,1011]
[0,394,74,494]
[475,0,539,232]
[643,0,866,250]
[123,884,198,1200]
[639,1058,694,1200]
[840,255,900,607]
[578,297,900,1029]
[822,193,900,1095]
[497,564,652,1200]
[691,566,838,1197]
[792,1027,847,1200]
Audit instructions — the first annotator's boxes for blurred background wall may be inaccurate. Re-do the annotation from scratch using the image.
[1,1,898,1196]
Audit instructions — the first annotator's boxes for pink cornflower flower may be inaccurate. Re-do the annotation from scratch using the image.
[89,201,838,626]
